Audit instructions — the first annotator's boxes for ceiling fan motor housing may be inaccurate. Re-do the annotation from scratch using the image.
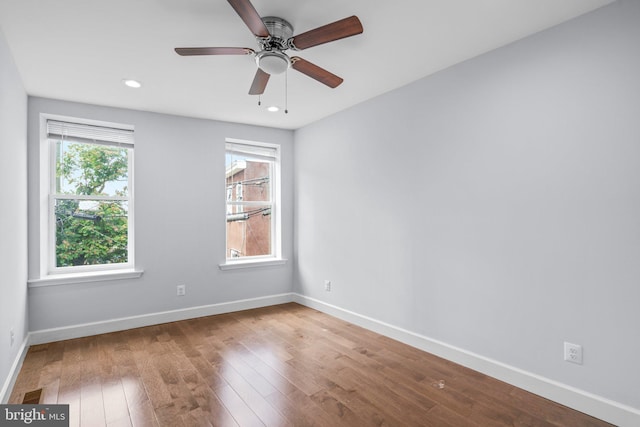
[261,16,293,49]
[255,16,294,74]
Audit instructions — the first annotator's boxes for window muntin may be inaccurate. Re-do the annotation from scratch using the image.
[225,139,280,261]
[46,119,134,273]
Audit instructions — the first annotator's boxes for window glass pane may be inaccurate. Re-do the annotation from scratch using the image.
[226,140,278,261]
[226,203,272,258]
[55,199,129,267]
[225,154,271,202]
[55,140,129,197]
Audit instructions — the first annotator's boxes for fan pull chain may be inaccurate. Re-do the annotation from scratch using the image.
[285,69,288,114]
[258,95,261,106]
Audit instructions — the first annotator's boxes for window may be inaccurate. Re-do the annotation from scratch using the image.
[225,139,281,262]
[43,118,134,275]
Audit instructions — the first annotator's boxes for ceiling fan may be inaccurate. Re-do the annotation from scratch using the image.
[175,0,363,96]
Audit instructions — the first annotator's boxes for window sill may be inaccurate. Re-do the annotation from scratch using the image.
[28,269,144,288]
[219,258,288,271]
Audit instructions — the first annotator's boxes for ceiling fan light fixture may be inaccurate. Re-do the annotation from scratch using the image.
[267,105,280,112]
[256,51,289,75]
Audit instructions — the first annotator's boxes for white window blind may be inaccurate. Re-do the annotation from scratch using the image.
[226,140,277,161]
[47,120,134,148]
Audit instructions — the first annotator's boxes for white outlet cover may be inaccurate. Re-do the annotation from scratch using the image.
[564,342,583,365]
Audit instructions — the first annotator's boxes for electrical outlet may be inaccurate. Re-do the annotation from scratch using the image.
[10,328,14,347]
[564,342,583,365]
[177,285,186,296]
[324,280,331,292]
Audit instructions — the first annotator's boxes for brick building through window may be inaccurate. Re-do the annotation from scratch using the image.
[226,159,272,258]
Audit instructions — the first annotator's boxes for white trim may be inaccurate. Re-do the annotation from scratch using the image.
[39,114,50,277]
[219,258,287,270]
[0,336,30,404]
[39,113,136,277]
[49,194,129,202]
[29,293,294,345]
[28,268,144,287]
[292,293,640,427]
[225,138,281,261]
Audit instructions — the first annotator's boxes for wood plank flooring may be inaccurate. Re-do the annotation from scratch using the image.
[9,303,613,426]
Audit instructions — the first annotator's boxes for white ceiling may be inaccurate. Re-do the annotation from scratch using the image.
[0,0,614,130]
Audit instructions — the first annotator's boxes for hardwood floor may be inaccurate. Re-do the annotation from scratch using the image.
[9,303,612,427]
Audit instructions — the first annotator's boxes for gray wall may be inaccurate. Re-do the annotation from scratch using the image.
[27,98,294,331]
[294,0,640,409]
[0,29,28,399]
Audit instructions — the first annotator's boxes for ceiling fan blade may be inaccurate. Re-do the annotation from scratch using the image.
[289,16,363,50]
[175,47,254,56]
[249,68,270,95]
[227,0,270,38]
[291,57,343,88]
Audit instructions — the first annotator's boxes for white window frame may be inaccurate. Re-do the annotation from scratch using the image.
[34,114,140,283]
[220,138,285,270]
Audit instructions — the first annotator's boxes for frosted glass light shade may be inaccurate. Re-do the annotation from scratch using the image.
[256,52,289,75]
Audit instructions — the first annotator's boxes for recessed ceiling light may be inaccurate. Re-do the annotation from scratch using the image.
[267,106,279,112]
[122,79,142,88]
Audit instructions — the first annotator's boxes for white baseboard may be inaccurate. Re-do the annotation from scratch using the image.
[293,293,640,427]
[29,293,294,345]
[0,336,30,404]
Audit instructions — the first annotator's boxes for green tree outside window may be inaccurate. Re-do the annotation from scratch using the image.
[55,141,130,267]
